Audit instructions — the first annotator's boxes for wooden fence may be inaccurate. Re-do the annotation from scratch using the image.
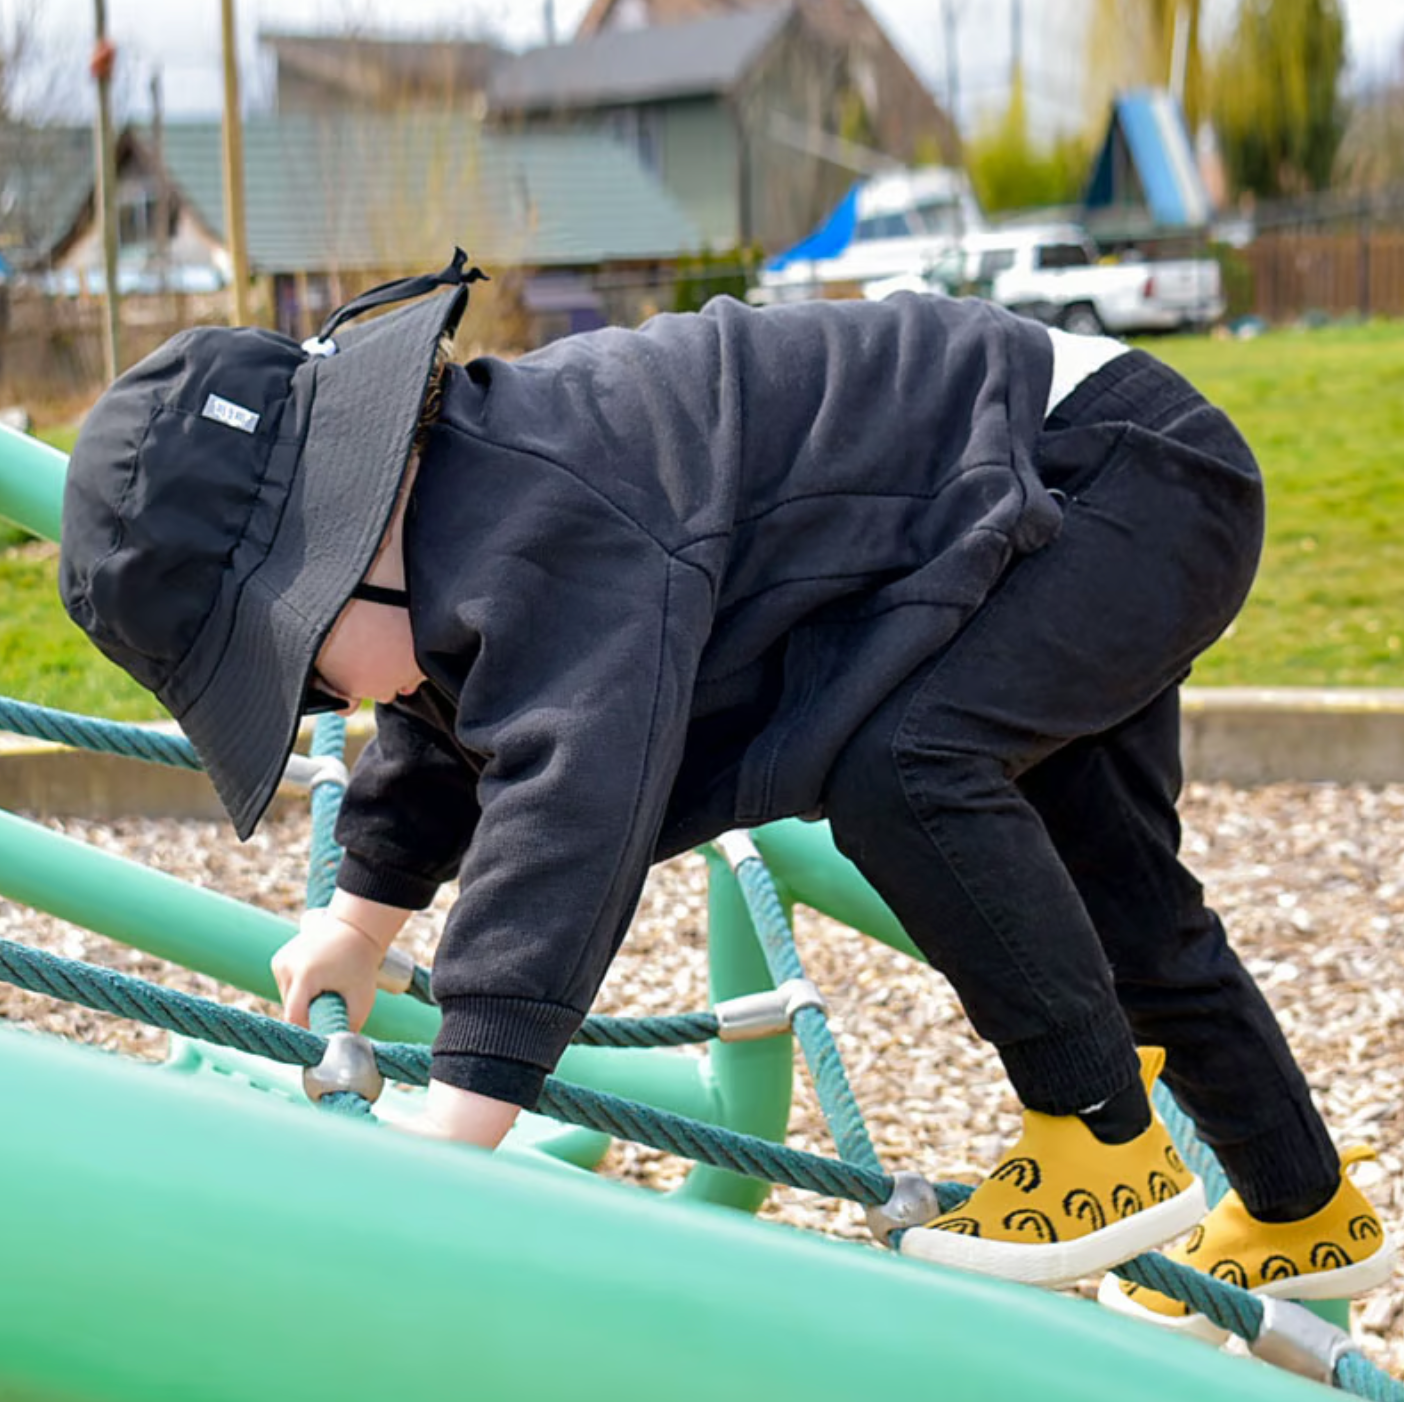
[1243,229,1404,322]
[0,291,227,408]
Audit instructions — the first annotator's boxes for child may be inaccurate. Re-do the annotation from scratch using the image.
[59,251,1394,1313]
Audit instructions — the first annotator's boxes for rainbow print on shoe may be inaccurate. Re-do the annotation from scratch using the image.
[1097,1145,1398,1344]
[900,1047,1206,1288]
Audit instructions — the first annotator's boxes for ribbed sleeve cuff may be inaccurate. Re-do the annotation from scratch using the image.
[433,994,583,1079]
[430,1051,547,1109]
[335,850,440,911]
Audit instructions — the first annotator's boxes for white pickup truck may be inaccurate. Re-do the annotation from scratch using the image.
[867,223,1225,336]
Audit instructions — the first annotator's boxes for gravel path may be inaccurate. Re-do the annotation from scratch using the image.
[2,780,1402,1374]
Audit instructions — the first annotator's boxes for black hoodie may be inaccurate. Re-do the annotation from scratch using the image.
[332,291,1060,1106]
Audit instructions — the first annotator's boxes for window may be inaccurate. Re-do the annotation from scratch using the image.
[601,105,661,175]
[854,211,912,242]
[910,199,961,237]
[1035,242,1092,270]
[976,249,1016,281]
[117,188,178,250]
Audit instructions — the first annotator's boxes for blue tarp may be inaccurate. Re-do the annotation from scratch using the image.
[765,184,860,270]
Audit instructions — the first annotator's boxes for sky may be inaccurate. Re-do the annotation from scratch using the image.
[5,0,1403,134]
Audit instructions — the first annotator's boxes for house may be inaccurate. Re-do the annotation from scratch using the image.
[0,125,95,276]
[261,31,509,115]
[490,4,955,256]
[32,115,703,345]
[573,0,958,169]
[1082,89,1214,246]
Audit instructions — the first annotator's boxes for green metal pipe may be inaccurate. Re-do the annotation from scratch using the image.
[0,1021,1326,1402]
[753,819,925,962]
[0,804,434,1044]
[0,422,66,542]
[0,806,723,1119]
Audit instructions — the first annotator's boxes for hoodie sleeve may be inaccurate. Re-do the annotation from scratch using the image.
[332,694,481,912]
[411,426,716,1107]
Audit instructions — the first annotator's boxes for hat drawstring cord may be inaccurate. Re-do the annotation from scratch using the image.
[314,248,489,345]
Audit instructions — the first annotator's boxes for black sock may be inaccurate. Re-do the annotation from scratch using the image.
[1077,1078,1152,1145]
[1249,1182,1338,1223]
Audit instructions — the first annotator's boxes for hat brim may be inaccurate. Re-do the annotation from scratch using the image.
[178,285,467,839]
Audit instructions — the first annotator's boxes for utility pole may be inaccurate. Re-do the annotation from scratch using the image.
[1010,0,1022,88]
[941,0,962,142]
[220,0,250,325]
[91,0,121,380]
[544,0,558,45]
[150,71,171,296]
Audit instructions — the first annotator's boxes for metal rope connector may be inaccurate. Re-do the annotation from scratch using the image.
[283,753,350,791]
[714,978,828,1042]
[864,1170,943,1246]
[713,830,762,871]
[1249,1297,1361,1384]
[376,946,416,996]
[302,1031,385,1104]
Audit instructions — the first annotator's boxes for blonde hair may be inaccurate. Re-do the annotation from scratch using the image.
[412,335,455,458]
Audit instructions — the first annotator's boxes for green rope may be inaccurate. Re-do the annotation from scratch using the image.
[1152,1081,1232,1207]
[305,713,347,912]
[397,958,718,1047]
[0,696,199,768]
[728,850,883,1178]
[1337,1350,1404,1401]
[0,932,899,1206]
[1111,1251,1264,1342]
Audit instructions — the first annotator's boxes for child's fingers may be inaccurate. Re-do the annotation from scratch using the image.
[282,973,313,1029]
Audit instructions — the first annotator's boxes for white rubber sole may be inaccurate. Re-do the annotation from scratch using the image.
[900,1176,1208,1289]
[1096,1234,1400,1345]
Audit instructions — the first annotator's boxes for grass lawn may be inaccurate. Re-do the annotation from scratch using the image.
[1145,321,1404,687]
[1,320,1402,724]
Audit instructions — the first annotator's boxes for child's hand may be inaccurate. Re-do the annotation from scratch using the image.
[272,908,386,1031]
[380,1080,521,1149]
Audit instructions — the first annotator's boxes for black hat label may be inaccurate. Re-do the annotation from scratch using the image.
[202,393,260,435]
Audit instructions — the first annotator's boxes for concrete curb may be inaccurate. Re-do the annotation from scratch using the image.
[1,688,1403,825]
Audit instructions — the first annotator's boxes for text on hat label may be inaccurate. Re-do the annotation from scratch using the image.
[202,394,261,435]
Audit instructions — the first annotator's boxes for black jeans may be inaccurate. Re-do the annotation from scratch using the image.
[822,350,1339,1215]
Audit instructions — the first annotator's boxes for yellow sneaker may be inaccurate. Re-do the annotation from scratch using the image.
[1097,1145,1397,1344]
[901,1047,1206,1288]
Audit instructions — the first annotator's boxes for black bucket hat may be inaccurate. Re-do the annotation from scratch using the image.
[59,249,487,839]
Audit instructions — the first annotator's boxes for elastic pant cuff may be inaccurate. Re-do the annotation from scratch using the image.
[1206,1116,1341,1220]
[998,1010,1140,1117]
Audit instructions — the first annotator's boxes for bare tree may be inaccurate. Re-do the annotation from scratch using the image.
[0,0,83,124]
[1083,0,1207,133]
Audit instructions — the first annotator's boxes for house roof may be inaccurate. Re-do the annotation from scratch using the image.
[260,30,508,107]
[489,7,793,112]
[577,0,872,46]
[0,125,95,268]
[571,0,957,165]
[140,116,700,273]
[1084,89,1212,230]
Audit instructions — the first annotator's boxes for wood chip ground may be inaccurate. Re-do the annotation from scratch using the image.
[2,780,1401,1373]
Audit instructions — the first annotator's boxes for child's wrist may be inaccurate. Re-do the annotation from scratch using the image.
[325,890,411,953]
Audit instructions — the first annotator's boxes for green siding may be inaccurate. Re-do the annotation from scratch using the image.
[659,99,740,250]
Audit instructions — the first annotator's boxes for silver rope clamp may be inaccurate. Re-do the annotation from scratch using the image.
[282,753,350,791]
[715,978,828,1042]
[713,830,761,871]
[1249,1297,1361,1384]
[376,945,416,996]
[303,1031,385,1105]
[865,1170,944,1247]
